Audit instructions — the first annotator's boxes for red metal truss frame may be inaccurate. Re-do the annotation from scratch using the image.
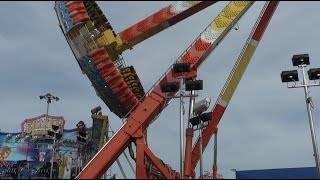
[74,1,279,179]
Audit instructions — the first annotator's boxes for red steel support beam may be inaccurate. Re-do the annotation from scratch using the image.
[136,137,147,179]
[184,128,194,178]
[117,1,217,52]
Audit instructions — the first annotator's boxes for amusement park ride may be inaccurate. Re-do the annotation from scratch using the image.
[54,1,279,179]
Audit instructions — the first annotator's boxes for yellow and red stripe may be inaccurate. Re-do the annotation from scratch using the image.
[190,1,280,170]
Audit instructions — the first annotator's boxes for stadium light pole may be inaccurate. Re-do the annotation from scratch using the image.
[48,125,62,179]
[40,93,59,121]
[281,54,320,178]
[40,93,60,179]
[160,62,203,179]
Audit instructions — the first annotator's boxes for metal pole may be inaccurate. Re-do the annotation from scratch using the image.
[214,133,218,168]
[199,124,203,179]
[46,96,54,179]
[26,141,29,161]
[179,77,185,179]
[103,132,107,179]
[213,133,218,178]
[78,145,83,178]
[167,79,198,179]
[123,150,135,174]
[180,92,184,179]
[188,90,196,128]
[50,132,56,179]
[105,128,111,179]
[184,90,195,179]
[301,65,320,177]
[46,100,50,119]
[116,159,127,179]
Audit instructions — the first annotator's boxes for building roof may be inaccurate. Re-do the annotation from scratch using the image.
[236,167,317,179]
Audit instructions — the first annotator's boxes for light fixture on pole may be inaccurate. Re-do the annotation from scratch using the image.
[308,68,320,81]
[5,134,12,142]
[281,53,320,178]
[91,106,102,115]
[47,124,62,179]
[40,93,59,179]
[76,120,87,144]
[15,134,23,142]
[40,93,59,121]
[160,62,202,179]
[190,97,211,179]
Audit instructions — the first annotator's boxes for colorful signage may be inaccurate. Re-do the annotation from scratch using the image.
[21,114,65,136]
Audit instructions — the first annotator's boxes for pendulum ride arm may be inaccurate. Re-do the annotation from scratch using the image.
[54,1,216,119]
[76,1,254,179]
[115,1,217,53]
[190,1,279,172]
[80,1,218,63]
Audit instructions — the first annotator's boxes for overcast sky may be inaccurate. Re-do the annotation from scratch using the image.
[1,1,320,179]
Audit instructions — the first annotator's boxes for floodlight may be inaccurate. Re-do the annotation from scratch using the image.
[189,116,201,126]
[173,62,191,73]
[160,82,180,93]
[198,112,212,123]
[281,70,299,82]
[24,135,32,142]
[47,130,55,137]
[189,112,212,126]
[5,134,12,142]
[193,97,211,115]
[308,68,320,80]
[185,80,203,91]
[91,106,102,114]
[15,134,23,142]
[77,136,87,143]
[292,54,310,66]
[52,125,59,131]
